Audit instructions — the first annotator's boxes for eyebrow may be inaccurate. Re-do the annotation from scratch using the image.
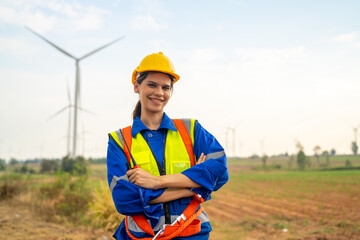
[146,80,171,87]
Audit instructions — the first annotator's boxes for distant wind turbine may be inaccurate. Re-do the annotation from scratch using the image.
[26,26,124,158]
[352,123,360,146]
[226,122,241,156]
[48,80,96,157]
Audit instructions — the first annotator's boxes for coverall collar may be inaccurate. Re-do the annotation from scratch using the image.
[131,112,177,137]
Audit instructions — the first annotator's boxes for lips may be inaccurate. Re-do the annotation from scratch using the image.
[149,97,163,104]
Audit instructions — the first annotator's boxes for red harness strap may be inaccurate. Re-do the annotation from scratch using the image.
[125,195,204,240]
[122,119,202,239]
[122,119,195,167]
[122,126,132,167]
[172,119,196,167]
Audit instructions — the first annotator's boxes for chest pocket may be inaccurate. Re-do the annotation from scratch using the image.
[170,161,191,174]
[132,151,152,173]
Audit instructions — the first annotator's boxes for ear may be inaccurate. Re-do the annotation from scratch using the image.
[134,81,139,93]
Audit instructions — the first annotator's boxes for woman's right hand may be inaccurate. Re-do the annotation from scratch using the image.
[197,153,206,165]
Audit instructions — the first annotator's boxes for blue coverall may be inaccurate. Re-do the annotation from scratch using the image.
[107,113,229,239]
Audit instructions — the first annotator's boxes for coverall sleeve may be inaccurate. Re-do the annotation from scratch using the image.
[181,121,229,200]
[107,137,165,221]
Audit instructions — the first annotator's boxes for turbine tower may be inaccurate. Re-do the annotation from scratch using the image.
[226,122,241,156]
[26,27,124,158]
[47,80,73,156]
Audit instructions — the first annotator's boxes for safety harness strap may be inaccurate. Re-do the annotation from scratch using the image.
[121,119,201,239]
[125,195,204,240]
[130,215,155,236]
[122,126,132,167]
[121,119,195,167]
[172,119,196,167]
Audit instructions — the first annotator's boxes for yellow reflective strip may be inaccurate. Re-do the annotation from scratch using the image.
[190,119,196,144]
[110,132,123,148]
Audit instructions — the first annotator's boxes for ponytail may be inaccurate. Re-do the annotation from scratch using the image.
[132,72,148,120]
[132,100,141,120]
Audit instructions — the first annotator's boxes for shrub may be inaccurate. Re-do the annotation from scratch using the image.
[0,182,20,200]
[0,159,6,171]
[41,159,60,174]
[37,172,92,223]
[87,182,123,232]
[0,174,24,200]
[297,150,307,170]
[345,159,352,169]
[61,155,88,175]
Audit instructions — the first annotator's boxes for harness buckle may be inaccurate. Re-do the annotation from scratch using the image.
[152,225,166,240]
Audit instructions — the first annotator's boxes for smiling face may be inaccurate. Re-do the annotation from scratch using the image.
[134,72,172,117]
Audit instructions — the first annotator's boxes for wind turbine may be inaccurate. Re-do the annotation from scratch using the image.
[226,122,241,156]
[26,26,124,159]
[259,138,265,156]
[352,123,360,145]
[48,80,72,156]
[48,79,96,157]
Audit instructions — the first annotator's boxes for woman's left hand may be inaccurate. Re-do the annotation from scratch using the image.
[127,168,161,190]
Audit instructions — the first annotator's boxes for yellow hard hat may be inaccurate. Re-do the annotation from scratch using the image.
[132,52,180,84]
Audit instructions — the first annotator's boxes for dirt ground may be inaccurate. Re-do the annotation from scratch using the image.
[0,201,114,240]
[204,181,360,240]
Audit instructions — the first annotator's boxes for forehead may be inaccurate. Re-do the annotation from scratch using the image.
[144,72,172,85]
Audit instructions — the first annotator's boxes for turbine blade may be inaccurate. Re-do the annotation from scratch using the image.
[79,36,125,60]
[66,78,71,104]
[78,106,97,116]
[25,26,77,60]
[47,105,71,120]
[77,65,81,107]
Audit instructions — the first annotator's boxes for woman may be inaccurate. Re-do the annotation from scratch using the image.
[107,52,228,239]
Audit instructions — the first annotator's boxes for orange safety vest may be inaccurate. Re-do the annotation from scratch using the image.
[121,119,204,240]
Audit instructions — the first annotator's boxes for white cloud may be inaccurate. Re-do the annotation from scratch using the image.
[131,14,167,30]
[235,46,307,64]
[186,48,225,64]
[332,32,358,43]
[0,1,108,33]
[0,37,27,54]
[0,6,57,33]
[354,42,360,48]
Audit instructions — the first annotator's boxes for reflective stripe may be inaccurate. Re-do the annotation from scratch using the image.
[115,129,124,147]
[110,175,129,193]
[181,118,192,136]
[127,211,209,233]
[197,211,210,223]
[206,150,225,160]
[127,216,152,233]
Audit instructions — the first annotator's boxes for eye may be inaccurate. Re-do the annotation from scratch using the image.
[162,86,171,91]
[148,83,156,88]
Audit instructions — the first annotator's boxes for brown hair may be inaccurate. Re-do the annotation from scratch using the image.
[132,71,174,120]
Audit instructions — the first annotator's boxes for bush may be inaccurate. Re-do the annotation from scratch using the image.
[37,172,92,223]
[345,159,352,169]
[87,182,123,232]
[0,159,6,171]
[61,155,88,175]
[13,164,36,174]
[0,174,25,200]
[0,182,20,200]
[297,150,307,170]
[41,159,60,174]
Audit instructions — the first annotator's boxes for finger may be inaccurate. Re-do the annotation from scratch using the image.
[197,153,205,164]
[127,169,134,177]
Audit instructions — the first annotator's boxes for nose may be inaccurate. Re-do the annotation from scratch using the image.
[154,86,164,96]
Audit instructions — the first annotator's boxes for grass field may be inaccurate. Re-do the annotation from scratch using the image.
[206,164,360,239]
[1,155,360,239]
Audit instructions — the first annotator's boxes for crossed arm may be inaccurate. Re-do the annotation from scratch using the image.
[126,153,206,204]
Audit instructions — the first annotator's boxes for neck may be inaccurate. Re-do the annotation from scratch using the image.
[140,111,164,130]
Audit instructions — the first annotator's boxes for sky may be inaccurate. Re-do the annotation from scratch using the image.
[1,0,360,161]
